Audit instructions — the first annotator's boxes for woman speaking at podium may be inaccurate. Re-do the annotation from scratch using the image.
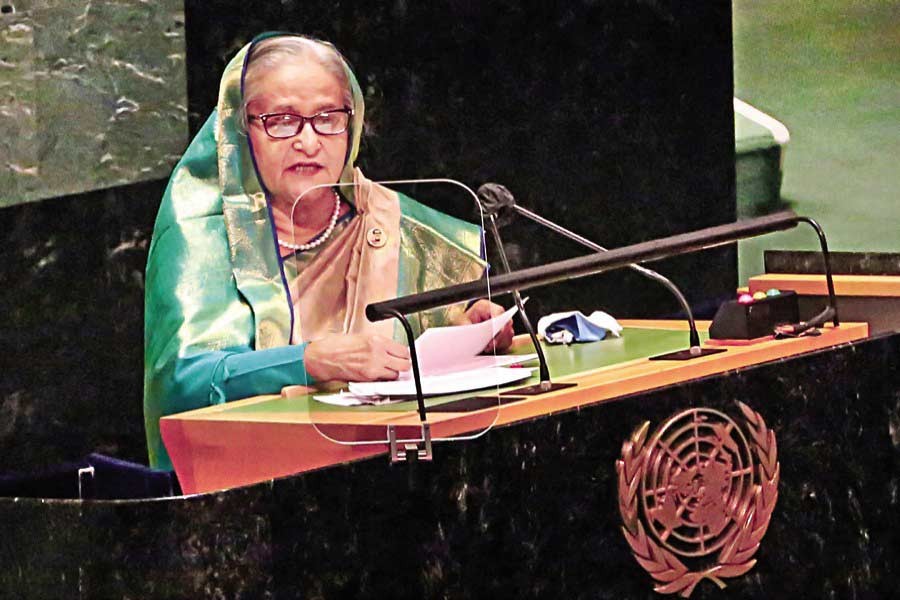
[143,34,512,469]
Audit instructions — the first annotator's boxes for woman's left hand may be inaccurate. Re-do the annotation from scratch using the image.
[464,299,514,352]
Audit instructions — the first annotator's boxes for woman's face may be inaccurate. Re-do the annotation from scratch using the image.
[246,60,349,208]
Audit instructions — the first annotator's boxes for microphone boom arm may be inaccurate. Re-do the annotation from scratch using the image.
[511,204,703,350]
[367,211,805,322]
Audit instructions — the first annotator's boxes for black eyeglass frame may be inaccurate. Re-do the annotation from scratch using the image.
[248,108,354,139]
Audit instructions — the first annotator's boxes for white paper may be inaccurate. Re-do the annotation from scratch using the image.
[312,391,399,407]
[328,304,537,402]
[313,391,368,406]
[348,367,534,398]
[404,352,538,377]
[412,304,519,375]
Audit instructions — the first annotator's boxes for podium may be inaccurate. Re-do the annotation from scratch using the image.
[161,321,867,495]
[5,319,899,599]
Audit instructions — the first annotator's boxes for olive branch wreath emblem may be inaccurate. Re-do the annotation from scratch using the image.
[615,402,779,597]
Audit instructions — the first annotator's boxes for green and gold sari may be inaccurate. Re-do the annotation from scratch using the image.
[144,34,484,470]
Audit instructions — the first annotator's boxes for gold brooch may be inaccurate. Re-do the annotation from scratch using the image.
[366,227,387,248]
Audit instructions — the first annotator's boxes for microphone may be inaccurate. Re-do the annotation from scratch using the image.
[476,183,723,360]
[772,216,839,336]
[476,187,572,393]
[365,209,820,423]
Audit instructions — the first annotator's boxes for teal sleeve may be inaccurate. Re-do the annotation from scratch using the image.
[171,344,313,410]
[208,343,313,403]
[149,344,311,471]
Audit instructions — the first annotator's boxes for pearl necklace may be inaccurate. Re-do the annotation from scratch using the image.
[278,190,342,252]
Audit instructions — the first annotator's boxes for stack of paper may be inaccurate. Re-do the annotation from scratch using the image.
[315,305,537,406]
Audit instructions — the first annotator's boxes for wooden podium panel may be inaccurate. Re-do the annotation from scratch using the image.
[748,273,900,297]
[749,273,900,334]
[162,321,868,494]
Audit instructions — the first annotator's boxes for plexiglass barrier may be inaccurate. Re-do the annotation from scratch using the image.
[289,178,532,452]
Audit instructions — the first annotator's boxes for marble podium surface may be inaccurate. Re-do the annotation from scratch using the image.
[2,324,898,599]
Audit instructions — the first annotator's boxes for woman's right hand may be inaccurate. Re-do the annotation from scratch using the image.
[304,334,411,382]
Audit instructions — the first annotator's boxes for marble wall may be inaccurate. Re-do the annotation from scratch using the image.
[0,181,161,471]
[0,0,187,207]
[0,0,735,472]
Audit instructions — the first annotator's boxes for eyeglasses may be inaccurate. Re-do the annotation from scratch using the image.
[248,108,353,139]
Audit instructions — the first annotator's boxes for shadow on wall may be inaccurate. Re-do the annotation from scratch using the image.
[0,180,163,472]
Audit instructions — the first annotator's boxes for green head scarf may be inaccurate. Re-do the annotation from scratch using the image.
[145,33,369,468]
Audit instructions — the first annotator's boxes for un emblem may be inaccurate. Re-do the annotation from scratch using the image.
[616,403,779,597]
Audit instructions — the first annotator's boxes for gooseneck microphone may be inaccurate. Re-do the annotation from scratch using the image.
[481,204,554,390]
[476,183,719,360]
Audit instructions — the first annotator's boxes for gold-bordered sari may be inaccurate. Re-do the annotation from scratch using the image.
[144,34,484,469]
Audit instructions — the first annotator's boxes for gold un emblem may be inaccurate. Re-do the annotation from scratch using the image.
[616,403,779,597]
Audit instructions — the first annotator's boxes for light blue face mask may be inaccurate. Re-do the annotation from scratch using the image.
[536,310,623,345]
